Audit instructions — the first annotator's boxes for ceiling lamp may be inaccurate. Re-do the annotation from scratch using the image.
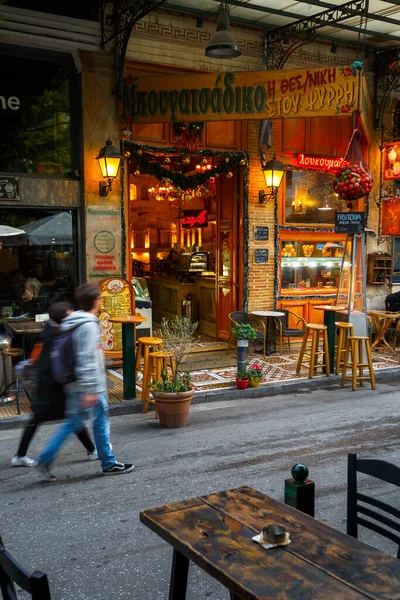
[205,2,241,59]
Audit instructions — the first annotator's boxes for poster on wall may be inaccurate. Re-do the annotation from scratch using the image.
[86,206,122,280]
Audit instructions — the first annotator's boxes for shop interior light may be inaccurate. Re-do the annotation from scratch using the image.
[96,138,123,197]
[205,2,241,59]
[318,197,332,210]
[259,155,285,204]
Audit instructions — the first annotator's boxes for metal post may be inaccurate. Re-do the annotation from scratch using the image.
[284,464,315,517]
[237,345,247,374]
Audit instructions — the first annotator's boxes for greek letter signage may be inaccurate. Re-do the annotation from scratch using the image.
[121,66,359,124]
[335,212,365,234]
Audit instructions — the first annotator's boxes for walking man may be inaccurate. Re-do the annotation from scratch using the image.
[36,283,134,479]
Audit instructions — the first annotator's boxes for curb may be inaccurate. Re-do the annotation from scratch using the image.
[1,366,399,431]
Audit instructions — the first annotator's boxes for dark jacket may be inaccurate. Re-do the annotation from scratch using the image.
[33,320,65,421]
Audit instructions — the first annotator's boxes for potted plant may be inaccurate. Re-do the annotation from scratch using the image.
[236,370,249,390]
[247,363,264,388]
[231,323,257,347]
[151,316,198,428]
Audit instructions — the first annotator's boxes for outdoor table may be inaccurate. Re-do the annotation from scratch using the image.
[6,321,44,358]
[367,310,400,356]
[109,315,146,399]
[314,304,346,373]
[250,310,285,356]
[140,485,400,600]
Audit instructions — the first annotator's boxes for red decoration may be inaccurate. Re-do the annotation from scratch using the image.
[181,209,208,228]
[381,197,400,235]
[332,162,374,200]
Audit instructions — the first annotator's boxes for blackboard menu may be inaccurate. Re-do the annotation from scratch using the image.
[254,249,269,264]
[254,226,269,241]
[335,212,365,233]
[392,236,400,284]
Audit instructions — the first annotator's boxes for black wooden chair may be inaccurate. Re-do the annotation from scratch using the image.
[0,535,52,600]
[347,452,400,558]
[273,309,306,354]
[228,311,267,356]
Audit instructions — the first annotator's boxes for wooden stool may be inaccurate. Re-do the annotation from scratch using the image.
[296,324,330,378]
[142,351,176,414]
[340,336,376,391]
[335,322,354,375]
[135,337,163,402]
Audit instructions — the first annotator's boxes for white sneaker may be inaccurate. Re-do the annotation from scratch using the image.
[87,449,98,461]
[11,455,37,467]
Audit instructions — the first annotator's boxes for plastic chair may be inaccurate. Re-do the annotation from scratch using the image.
[347,452,400,558]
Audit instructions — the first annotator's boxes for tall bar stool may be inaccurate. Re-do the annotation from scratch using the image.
[135,336,163,401]
[335,322,354,375]
[1,348,24,414]
[296,324,330,378]
[142,351,176,414]
[340,336,376,391]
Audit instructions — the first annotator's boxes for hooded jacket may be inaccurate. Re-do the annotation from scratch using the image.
[33,319,65,421]
[61,310,107,394]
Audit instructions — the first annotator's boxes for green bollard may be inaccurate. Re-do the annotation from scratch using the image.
[284,464,315,517]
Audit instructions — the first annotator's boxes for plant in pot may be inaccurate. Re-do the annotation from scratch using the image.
[236,370,249,390]
[231,323,257,347]
[151,316,198,428]
[247,363,264,388]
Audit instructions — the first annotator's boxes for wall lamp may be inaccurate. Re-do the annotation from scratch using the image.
[259,154,285,204]
[96,138,123,197]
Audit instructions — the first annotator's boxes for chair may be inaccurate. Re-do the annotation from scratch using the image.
[228,311,267,356]
[347,452,400,558]
[0,534,52,599]
[273,309,306,354]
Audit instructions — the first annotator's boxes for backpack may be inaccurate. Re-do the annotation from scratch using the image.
[51,324,84,385]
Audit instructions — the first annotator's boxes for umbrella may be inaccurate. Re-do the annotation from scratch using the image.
[0,225,24,237]
[19,212,73,245]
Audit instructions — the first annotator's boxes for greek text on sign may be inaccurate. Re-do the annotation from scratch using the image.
[121,66,359,124]
[297,154,344,172]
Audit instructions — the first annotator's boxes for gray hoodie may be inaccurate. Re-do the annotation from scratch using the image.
[61,310,107,394]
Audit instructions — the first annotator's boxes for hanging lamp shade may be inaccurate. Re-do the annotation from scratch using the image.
[205,3,241,59]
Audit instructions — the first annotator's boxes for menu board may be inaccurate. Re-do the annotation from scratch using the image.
[99,277,134,353]
[254,226,269,241]
[254,249,269,264]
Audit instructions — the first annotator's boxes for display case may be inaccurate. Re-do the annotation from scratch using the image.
[176,252,209,282]
[280,240,345,294]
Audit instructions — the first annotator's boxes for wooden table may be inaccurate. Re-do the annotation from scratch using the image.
[140,486,400,600]
[314,305,346,373]
[109,315,146,399]
[6,321,45,358]
[367,310,400,356]
[250,311,285,356]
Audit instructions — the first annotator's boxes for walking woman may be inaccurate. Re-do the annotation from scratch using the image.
[11,302,97,466]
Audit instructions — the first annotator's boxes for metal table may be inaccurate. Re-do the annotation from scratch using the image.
[109,315,146,399]
[250,310,285,356]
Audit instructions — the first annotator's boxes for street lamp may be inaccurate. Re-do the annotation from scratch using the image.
[259,154,285,204]
[96,138,123,197]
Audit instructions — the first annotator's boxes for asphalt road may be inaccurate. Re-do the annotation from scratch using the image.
[1,379,399,600]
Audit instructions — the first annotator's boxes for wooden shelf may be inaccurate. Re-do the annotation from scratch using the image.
[367,254,391,284]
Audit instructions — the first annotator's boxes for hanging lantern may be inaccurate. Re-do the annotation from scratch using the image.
[381,197,400,235]
[332,162,374,200]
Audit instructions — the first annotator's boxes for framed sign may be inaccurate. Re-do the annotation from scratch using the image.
[181,209,208,228]
[254,249,269,264]
[0,177,20,200]
[254,226,269,241]
[99,277,134,353]
[335,212,365,234]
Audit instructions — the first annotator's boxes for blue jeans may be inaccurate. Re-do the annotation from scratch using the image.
[38,391,115,470]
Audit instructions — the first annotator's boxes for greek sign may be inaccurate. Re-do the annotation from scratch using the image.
[297,154,344,172]
[335,211,365,234]
[0,177,20,200]
[121,66,359,124]
[86,206,122,279]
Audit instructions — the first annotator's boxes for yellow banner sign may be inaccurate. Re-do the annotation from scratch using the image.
[121,66,359,124]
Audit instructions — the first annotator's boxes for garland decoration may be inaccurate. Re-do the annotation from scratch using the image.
[129,146,247,191]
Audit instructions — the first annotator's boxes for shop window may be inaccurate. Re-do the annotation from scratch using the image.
[283,171,343,226]
[0,54,72,175]
[0,208,78,315]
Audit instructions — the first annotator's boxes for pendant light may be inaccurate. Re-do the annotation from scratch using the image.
[205,2,241,59]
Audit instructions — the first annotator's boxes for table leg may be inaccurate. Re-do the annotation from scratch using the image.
[323,311,336,374]
[169,549,189,600]
[122,323,136,399]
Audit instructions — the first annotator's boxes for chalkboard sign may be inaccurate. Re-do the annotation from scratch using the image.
[254,226,269,241]
[254,249,269,264]
[0,177,20,201]
[335,211,365,233]
[392,236,400,284]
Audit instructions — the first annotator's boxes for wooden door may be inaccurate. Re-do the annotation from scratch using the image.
[216,169,240,340]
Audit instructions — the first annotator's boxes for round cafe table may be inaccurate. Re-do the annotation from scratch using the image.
[367,310,400,356]
[314,305,346,373]
[110,315,147,399]
[250,310,285,356]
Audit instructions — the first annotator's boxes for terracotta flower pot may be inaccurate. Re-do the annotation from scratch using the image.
[236,378,249,390]
[249,377,261,388]
[152,388,194,428]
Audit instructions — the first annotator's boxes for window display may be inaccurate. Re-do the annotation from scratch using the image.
[280,240,345,293]
[284,171,345,225]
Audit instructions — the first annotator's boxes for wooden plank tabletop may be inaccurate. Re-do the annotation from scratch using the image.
[7,322,44,334]
[140,486,400,600]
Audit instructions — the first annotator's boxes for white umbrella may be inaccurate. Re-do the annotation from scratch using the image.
[0,225,24,237]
